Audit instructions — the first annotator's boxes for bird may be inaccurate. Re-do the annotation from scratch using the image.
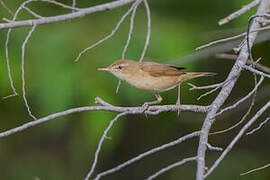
[98,59,216,112]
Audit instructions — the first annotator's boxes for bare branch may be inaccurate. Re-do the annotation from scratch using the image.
[196,32,247,51]
[94,131,200,180]
[72,0,76,12]
[204,101,270,178]
[21,25,37,120]
[188,82,223,90]
[3,0,82,99]
[196,87,221,100]
[246,117,270,135]
[188,82,224,100]
[74,0,139,62]
[0,0,136,30]
[247,14,270,62]
[240,162,270,176]
[0,0,13,15]
[139,0,151,62]
[84,112,130,180]
[196,1,270,179]
[196,25,270,51]
[216,53,270,74]
[0,97,209,138]
[146,157,197,180]
[241,64,270,78]
[218,0,261,25]
[206,143,223,151]
[23,6,44,19]
[121,0,141,59]
[95,97,114,107]
[37,0,81,11]
[210,73,258,135]
[215,75,264,117]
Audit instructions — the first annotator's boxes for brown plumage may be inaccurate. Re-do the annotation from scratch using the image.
[98,59,216,110]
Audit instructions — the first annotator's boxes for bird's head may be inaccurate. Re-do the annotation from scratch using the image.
[97,59,137,80]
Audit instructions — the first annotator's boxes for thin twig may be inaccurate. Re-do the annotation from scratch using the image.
[84,112,130,180]
[196,25,270,51]
[139,0,151,62]
[246,117,270,135]
[210,72,258,135]
[197,86,221,100]
[41,0,80,11]
[204,101,270,178]
[242,64,270,78]
[188,82,224,100]
[240,162,270,176]
[0,0,13,15]
[216,53,270,74]
[121,0,141,59]
[74,0,138,62]
[215,75,264,117]
[188,82,223,90]
[206,143,223,151]
[23,6,44,19]
[21,25,37,120]
[218,0,261,25]
[95,97,114,107]
[146,157,197,180]
[72,0,76,12]
[196,32,247,51]
[94,131,200,180]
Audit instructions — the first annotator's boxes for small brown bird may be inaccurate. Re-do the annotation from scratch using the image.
[98,59,216,111]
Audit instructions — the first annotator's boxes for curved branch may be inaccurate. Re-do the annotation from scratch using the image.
[205,101,270,178]
[0,97,209,138]
[196,0,270,179]
[94,131,200,180]
[0,0,136,30]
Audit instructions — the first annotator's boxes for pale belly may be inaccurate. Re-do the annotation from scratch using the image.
[125,74,180,93]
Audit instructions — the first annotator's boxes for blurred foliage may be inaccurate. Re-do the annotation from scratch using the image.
[0,0,270,179]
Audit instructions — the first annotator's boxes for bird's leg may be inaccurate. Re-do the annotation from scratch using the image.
[176,83,181,116]
[142,93,163,111]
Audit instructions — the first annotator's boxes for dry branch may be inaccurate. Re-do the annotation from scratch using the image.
[216,53,270,74]
[94,131,200,180]
[139,0,151,62]
[0,0,136,30]
[240,162,270,176]
[196,0,270,179]
[21,25,37,120]
[146,157,197,180]
[0,97,209,138]
[218,0,261,25]
[0,0,13,15]
[205,101,270,178]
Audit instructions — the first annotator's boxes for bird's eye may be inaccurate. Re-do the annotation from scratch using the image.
[118,66,123,69]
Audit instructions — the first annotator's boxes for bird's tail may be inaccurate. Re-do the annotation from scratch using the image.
[179,72,216,82]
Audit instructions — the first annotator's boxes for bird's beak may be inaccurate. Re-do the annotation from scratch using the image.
[97,67,111,72]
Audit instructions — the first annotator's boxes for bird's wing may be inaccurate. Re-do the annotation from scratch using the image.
[140,62,185,77]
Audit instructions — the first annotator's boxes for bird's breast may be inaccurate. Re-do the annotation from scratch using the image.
[125,70,180,93]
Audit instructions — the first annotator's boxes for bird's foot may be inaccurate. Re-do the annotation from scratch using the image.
[176,102,181,116]
[141,102,149,112]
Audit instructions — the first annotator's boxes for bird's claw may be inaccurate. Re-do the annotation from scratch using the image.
[141,103,149,112]
[176,102,181,116]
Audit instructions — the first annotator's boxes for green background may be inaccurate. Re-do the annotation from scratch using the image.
[0,0,270,179]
